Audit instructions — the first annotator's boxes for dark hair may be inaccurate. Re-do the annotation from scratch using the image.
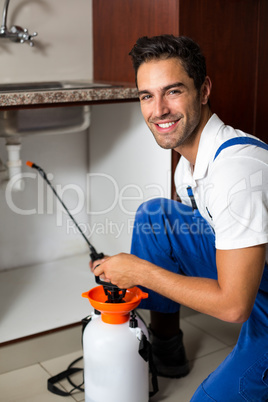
[129,35,207,91]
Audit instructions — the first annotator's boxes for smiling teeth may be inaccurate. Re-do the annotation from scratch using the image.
[158,122,175,128]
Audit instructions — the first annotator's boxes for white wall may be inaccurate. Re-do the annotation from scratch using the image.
[89,103,171,257]
[0,0,93,83]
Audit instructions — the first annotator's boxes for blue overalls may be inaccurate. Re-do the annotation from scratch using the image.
[131,138,268,401]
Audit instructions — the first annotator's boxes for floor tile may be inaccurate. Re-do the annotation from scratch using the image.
[41,350,84,402]
[150,347,233,402]
[180,319,227,361]
[0,326,82,375]
[137,309,227,361]
[0,364,74,402]
[185,313,242,346]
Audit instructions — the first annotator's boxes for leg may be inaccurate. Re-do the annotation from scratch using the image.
[191,289,268,401]
[131,198,217,312]
[150,310,181,339]
[131,198,217,377]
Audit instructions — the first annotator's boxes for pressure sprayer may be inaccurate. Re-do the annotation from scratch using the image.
[26,161,158,401]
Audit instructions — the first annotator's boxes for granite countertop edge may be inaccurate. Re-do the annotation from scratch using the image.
[0,86,139,108]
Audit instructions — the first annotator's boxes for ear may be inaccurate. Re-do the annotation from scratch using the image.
[201,76,212,105]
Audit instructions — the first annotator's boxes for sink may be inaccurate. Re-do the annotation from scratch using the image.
[0,82,63,92]
[0,80,122,137]
[0,81,122,93]
[0,106,91,137]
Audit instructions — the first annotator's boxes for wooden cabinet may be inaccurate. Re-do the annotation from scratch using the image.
[93,0,179,83]
[93,0,268,197]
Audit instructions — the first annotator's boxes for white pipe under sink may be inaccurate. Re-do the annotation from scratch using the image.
[0,106,91,191]
[5,140,24,191]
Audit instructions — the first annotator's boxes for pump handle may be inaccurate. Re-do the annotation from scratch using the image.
[95,275,121,289]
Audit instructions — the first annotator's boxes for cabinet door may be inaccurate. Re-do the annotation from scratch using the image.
[179,0,259,135]
[93,0,179,83]
[255,0,268,142]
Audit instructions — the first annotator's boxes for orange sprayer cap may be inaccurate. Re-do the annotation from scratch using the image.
[26,161,34,167]
[82,286,148,324]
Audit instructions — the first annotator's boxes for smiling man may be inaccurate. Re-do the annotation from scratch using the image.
[137,57,212,156]
[93,35,268,400]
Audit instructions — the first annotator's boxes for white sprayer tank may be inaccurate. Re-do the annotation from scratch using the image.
[82,286,150,402]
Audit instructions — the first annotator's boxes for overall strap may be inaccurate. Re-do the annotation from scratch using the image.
[187,186,198,210]
[186,137,268,211]
[213,137,268,161]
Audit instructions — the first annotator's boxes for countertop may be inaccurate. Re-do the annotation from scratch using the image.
[0,81,139,109]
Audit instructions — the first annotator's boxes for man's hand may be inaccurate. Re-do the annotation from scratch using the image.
[89,256,111,283]
[93,253,147,289]
[90,257,108,273]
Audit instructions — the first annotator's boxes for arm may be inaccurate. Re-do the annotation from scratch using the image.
[94,244,266,323]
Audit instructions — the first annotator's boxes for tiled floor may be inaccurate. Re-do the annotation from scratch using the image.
[0,310,242,402]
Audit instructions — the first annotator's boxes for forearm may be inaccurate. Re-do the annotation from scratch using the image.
[139,261,235,322]
[94,246,265,324]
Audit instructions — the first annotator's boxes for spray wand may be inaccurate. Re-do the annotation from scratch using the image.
[26,161,104,263]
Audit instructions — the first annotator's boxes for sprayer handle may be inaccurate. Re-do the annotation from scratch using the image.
[95,275,121,289]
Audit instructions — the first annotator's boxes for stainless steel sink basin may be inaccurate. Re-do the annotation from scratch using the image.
[0,81,122,93]
[0,105,91,137]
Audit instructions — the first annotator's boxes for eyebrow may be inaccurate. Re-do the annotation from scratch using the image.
[138,82,186,97]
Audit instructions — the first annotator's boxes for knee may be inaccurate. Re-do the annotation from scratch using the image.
[135,198,167,222]
[131,198,167,239]
[191,384,213,401]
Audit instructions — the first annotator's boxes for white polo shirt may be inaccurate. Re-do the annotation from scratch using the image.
[174,114,268,261]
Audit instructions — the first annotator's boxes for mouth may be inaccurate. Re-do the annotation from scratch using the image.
[157,121,176,128]
[153,119,180,132]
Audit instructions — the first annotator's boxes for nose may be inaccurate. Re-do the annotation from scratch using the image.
[153,95,170,119]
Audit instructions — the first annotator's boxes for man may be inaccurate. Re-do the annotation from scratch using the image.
[93,35,268,400]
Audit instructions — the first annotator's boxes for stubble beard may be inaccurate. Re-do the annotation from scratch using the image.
[148,112,201,150]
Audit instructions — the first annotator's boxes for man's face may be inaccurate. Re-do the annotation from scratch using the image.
[137,57,204,151]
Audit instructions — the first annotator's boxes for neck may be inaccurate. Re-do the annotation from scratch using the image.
[175,106,212,166]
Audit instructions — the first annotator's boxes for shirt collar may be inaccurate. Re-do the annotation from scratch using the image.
[192,113,224,182]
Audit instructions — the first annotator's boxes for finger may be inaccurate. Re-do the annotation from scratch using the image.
[99,274,111,283]
[92,258,107,272]
[93,264,111,283]
[93,262,106,277]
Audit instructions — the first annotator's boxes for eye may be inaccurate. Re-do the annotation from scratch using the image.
[168,89,182,96]
[140,94,152,101]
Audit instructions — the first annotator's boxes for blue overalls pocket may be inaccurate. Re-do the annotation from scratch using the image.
[239,352,268,401]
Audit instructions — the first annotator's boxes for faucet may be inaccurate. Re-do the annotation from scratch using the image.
[0,0,37,46]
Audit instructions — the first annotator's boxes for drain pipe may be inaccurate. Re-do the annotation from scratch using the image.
[0,156,7,179]
[5,137,24,191]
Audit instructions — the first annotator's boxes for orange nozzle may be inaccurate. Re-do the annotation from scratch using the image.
[26,161,34,168]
